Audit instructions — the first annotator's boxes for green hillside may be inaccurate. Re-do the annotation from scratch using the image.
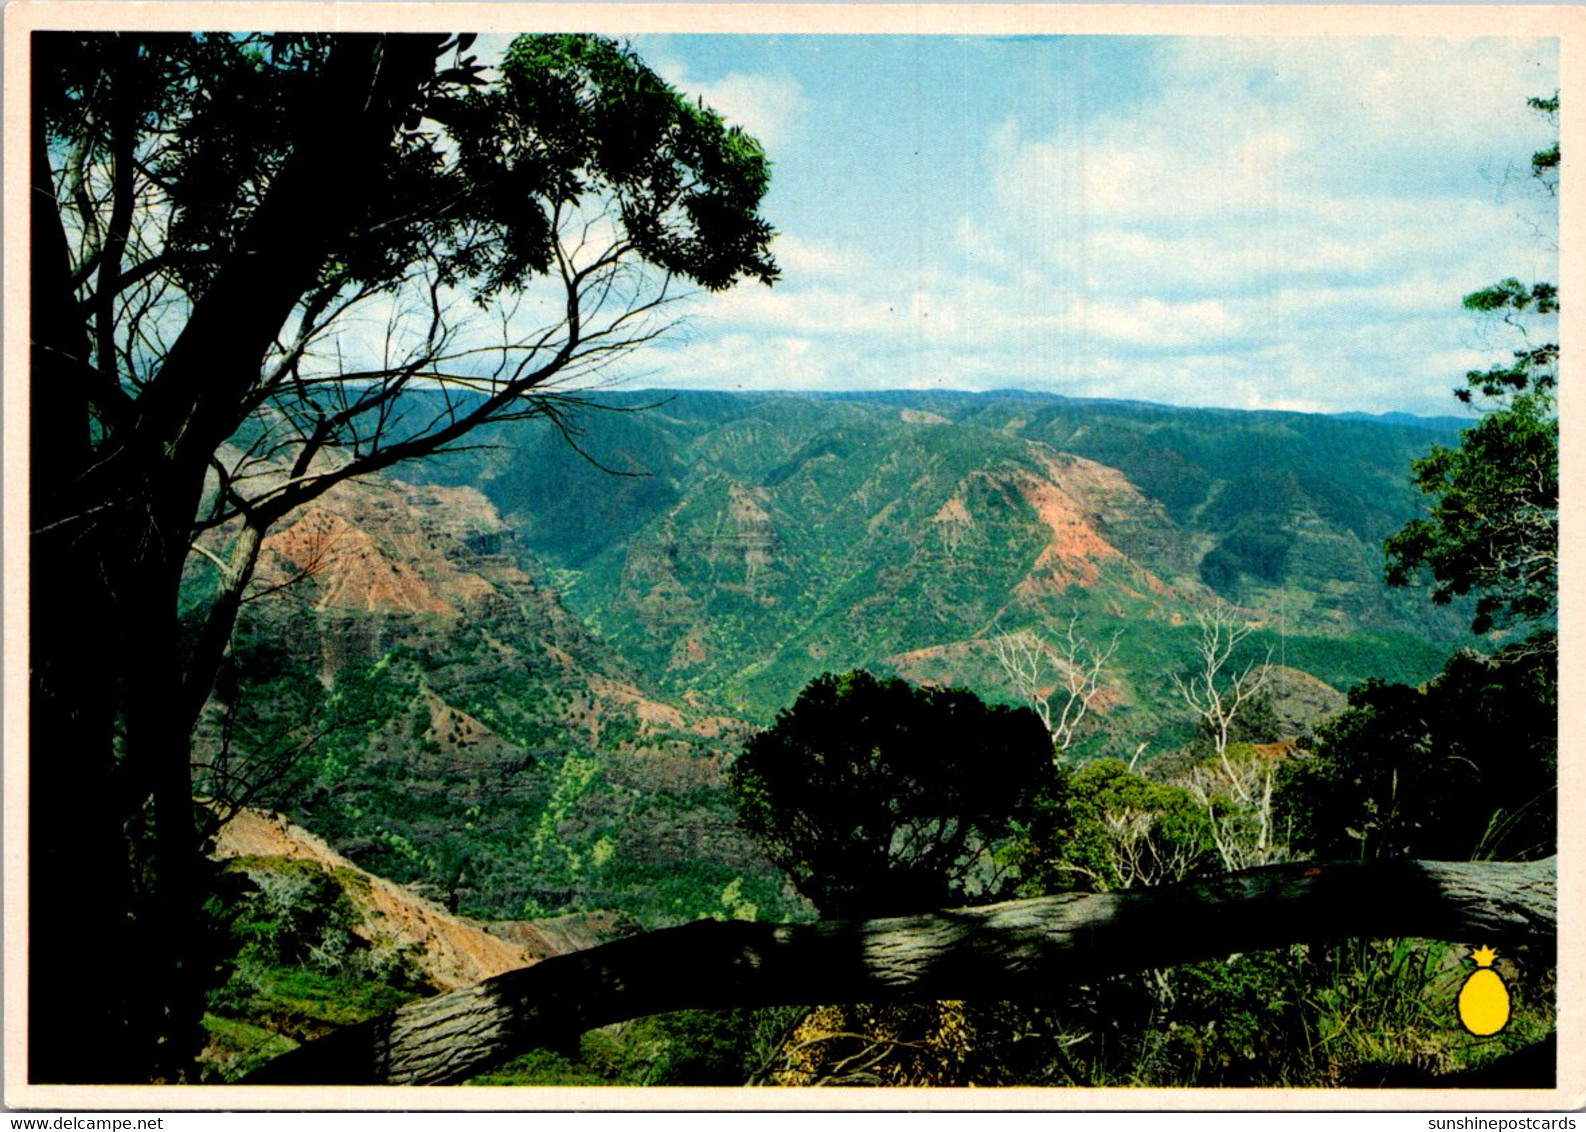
[406,390,1471,735]
[196,473,801,932]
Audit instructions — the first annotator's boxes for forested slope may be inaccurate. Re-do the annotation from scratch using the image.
[404,390,1471,732]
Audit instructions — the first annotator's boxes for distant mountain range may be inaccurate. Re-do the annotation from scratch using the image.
[404,388,1471,727]
[212,388,1476,926]
[1329,408,1473,431]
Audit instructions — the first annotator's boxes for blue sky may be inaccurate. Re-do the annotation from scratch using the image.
[504,34,1561,416]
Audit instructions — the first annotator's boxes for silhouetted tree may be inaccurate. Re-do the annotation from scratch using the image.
[729,671,1053,918]
[30,30,775,1082]
[1278,638,1556,863]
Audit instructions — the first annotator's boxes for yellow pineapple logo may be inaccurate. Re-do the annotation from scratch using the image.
[1456,945,1511,1036]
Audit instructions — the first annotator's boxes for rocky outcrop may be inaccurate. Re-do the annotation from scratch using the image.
[254,480,512,620]
[215,809,663,991]
[1028,448,1199,591]
[214,809,537,990]
[1264,664,1349,737]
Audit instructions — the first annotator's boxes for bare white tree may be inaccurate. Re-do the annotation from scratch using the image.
[1181,759,1284,873]
[1169,600,1274,799]
[992,613,1121,760]
[1099,807,1206,890]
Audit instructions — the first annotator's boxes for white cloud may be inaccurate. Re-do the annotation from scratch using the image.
[689,71,807,150]
[628,37,1556,416]
[1055,296,1233,351]
[769,234,874,280]
[1158,37,1557,167]
[967,40,1556,411]
[645,56,807,150]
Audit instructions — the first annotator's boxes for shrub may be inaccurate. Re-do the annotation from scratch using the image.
[729,670,1054,917]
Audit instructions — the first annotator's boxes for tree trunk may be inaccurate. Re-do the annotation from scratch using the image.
[27,34,442,1084]
[29,39,134,1083]
[247,855,1555,1086]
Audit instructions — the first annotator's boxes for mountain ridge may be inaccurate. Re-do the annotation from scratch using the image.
[202,386,1468,935]
[199,465,796,931]
[613,386,1473,433]
[398,388,1466,726]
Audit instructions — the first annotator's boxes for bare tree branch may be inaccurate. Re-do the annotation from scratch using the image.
[1169,599,1274,796]
[992,612,1120,759]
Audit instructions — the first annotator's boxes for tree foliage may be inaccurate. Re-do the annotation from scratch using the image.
[1011,758,1216,894]
[728,671,1054,918]
[1383,392,1555,634]
[1278,637,1556,863]
[1384,100,1558,636]
[1355,97,1561,866]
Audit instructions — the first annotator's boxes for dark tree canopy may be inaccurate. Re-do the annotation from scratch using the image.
[728,671,1055,919]
[38,31,776,546]
[1382,390,1556,634]
[1277,637,1557,864]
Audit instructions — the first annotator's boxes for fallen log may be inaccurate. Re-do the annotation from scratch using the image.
[245,855,1556,1086]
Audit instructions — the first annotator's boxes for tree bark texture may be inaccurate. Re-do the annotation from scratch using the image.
[246,855,1556,1086]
